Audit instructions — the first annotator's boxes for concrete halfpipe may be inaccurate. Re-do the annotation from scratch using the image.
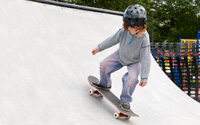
[0,0,200,124]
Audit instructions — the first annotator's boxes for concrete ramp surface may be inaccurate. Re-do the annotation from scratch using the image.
[1,0,200,124]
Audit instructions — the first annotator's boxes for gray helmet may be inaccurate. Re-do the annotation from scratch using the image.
[123,4,147,26]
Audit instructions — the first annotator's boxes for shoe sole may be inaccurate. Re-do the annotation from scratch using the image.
[91,83,111,90]
[119,104,130,112]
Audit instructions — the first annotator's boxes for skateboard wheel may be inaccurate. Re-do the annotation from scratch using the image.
[89,89,94,96]
[114,113,119,119]
[126,115,131,120]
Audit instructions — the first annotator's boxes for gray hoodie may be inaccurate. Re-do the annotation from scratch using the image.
[97,28,151,82]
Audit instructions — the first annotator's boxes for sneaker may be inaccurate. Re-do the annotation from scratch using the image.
[119,101,130,112]
[91,81,111,90]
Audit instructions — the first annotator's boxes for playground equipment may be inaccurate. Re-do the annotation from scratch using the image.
[179,30,200,53]
[151,30,200,102]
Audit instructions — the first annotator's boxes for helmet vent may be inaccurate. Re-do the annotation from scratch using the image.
[135,7,137,9]
[137,11,139,14]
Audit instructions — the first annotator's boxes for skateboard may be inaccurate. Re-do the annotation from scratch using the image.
[88,76,139,119]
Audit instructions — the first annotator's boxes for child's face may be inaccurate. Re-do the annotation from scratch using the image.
[128,26,138,32]
[128,25,144,36]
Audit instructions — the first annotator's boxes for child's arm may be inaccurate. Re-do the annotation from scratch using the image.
[96,29,122,52]
[140,40,151,85]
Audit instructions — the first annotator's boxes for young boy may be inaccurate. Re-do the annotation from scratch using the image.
[91,4,151,111]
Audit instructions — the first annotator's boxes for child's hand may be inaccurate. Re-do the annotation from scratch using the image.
[139,82,147,87]
[92,48,98,55]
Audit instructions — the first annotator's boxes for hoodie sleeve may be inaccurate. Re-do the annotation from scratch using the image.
[97,28,123,52]
[139,36,151,83]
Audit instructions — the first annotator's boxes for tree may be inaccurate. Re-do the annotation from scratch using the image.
[57,0,151,12]
[54,0,200,43]
[152,0,200,42]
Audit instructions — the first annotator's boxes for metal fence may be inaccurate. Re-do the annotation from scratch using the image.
[151,42,200,102]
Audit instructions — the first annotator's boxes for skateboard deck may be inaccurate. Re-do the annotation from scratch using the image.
[88,75,139,119]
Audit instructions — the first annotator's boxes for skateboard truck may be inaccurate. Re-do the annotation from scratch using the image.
[114,112,131,119]
[89,89,103,97]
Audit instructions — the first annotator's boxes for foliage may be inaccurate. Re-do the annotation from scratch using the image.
[57,0,151,12]
[54,0,200,43]
[152,0,200,42]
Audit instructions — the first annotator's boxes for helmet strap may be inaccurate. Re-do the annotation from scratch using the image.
[128,28,145,45]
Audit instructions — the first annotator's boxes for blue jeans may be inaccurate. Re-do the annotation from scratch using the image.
[99,52,141,103]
